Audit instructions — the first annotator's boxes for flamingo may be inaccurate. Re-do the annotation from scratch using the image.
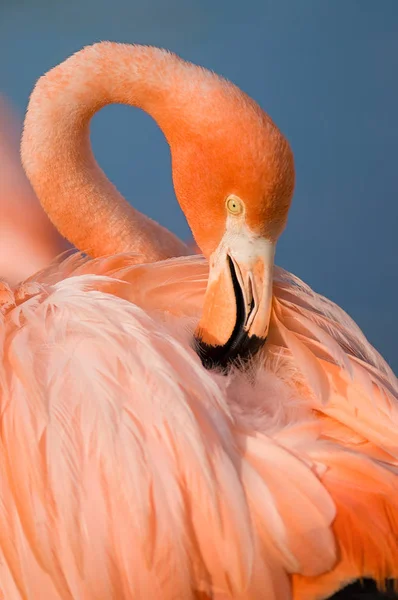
[0,42,396,599]
[0,96,68,285]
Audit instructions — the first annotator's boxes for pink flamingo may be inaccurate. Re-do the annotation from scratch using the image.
[0,96,68,285]
[0,42,396,599]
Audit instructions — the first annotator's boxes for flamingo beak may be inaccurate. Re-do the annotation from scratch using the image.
[194,233,275,371]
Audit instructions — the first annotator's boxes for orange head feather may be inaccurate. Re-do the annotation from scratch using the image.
[147,56,295,256]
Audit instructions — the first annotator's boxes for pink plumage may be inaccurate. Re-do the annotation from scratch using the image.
[1,42,397,599]
[1,253,397,598]
[0,96,67,285]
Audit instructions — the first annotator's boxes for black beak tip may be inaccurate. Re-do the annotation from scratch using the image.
[194,333,266,372]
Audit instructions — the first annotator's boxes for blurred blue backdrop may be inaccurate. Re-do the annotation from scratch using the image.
[1,0,397,370]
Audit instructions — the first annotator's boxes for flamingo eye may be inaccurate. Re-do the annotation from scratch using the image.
[226,195,244,216]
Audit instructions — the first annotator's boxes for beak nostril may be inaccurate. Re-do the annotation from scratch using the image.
[244,272,257,331]
[227,255,246,344]
[229,254,252,324]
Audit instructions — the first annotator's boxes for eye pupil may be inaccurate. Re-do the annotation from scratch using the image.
[226,195,243,215]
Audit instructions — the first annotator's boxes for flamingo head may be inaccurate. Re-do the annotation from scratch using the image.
[164,73,295,370]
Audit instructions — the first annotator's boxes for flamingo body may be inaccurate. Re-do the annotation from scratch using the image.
[0,42,397,599]
[1,251,397,599]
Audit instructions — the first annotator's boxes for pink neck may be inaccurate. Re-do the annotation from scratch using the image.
[21,43,189,261]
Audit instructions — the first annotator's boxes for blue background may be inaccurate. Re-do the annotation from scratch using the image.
[1,0,397,371]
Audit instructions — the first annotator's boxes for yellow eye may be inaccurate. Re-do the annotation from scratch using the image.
[226,195,244,215]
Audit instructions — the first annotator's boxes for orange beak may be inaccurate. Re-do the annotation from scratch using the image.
[194,232,275,371]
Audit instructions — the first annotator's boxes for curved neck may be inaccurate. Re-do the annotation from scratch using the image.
[21,43,189,261]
